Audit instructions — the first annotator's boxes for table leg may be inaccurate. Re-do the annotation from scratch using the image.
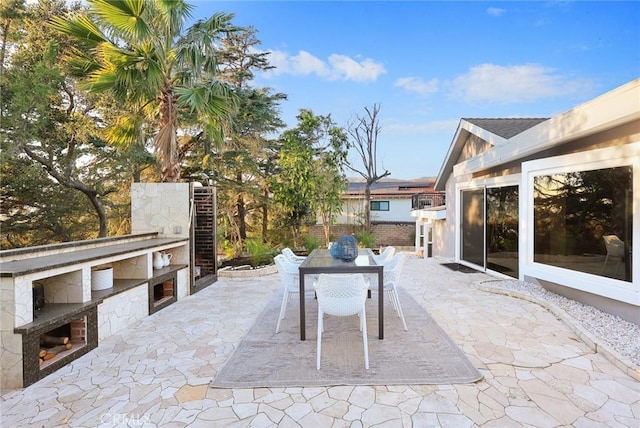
[378,268,384,339]
[299,272,306,340]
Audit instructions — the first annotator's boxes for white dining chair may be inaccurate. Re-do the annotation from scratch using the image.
[373,246,396,264]
[313,273,370,370]
[274,254,302,334]
[602,235,624,275]
[369,252,408,331]
[282,247,306,264]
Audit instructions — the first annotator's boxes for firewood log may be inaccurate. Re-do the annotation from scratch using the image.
[40,335,69,347]
[43,343,72,358]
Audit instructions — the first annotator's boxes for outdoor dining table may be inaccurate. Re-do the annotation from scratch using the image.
[298,248,384,340]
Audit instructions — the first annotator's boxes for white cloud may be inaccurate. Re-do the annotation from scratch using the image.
[394,77,439,96]
[486,7,506,17]
[327,54,386,82]
[264,50,386,82]
[449,63,591,103]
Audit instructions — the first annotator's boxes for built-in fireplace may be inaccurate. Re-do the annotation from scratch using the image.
[18,306,98,388]
[148,270,177,314]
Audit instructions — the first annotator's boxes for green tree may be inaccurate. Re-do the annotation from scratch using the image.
[1,0,134,246]
[0,0,27,76]
[50,0,238,182]
[184,26,285,251]
[272,110,348,247]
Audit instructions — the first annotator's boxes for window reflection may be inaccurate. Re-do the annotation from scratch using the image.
[486,186,519,278]
[533,166,633,282]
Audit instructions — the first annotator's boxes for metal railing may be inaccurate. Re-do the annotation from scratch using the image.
[411,193,446,210]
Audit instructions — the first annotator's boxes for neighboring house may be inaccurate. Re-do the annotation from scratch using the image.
[336,180,443,225]
[311,179,444,247]
[413,78,639,324]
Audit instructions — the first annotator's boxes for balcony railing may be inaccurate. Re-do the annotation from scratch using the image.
[411,193,445,210]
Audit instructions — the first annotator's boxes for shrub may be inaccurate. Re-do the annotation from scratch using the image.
[303,235,321,252]
[222,239,241,259]
[245,238,275,267]
[355,230,375,248]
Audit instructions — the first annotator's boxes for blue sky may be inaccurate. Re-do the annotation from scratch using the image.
[192,1,640,180]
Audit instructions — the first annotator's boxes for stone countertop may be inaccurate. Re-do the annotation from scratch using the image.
[14,301,101,335]
[1,237,188,277]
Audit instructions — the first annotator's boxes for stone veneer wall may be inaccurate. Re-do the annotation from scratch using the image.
[131,183,191,239]
[176,268,189,299]
[97,286,148,342]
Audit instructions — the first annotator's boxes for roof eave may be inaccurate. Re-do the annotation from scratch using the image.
[455,79,640,176]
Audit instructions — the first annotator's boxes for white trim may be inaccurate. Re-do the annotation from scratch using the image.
[520,142,640,306]
[457,79,640,176]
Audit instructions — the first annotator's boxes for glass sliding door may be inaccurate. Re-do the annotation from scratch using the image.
[486,186,519,277]
[461,189,485,267]
[460,185,520,278]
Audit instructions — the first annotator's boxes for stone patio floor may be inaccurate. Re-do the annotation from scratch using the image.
[1,254,639,427]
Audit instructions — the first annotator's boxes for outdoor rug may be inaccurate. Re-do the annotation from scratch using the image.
[210,287,483,388]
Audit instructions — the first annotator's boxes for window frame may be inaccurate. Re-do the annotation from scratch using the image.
[370,200,390,211]
[455,174,520,279]
[520,142,639,305]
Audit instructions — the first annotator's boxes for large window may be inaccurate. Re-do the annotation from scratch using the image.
[533,166,633,282]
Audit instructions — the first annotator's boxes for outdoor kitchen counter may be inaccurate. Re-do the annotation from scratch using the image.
[0,237,188,277]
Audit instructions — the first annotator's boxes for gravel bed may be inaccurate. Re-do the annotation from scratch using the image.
[480,279,640,367]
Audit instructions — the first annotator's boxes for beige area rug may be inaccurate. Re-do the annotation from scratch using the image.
[211,287,483,388]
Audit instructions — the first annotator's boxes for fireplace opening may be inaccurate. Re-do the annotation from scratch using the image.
[153,280,174,307]
[39,316,87,369]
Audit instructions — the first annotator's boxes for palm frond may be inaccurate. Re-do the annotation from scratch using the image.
[103,113,145,148]
[175,12,236,75]
[50,13,108,46]
[90,0,150,41]
[156,0,193,37]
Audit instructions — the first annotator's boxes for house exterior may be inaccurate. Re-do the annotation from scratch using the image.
[310,180,444,247]
[414,79,639,325]
[335,180,442,225]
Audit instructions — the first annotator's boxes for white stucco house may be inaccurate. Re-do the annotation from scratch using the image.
[413,79,639,324]
[336,180,443,225]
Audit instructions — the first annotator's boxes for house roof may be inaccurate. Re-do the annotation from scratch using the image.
[344,180,436,198]
[435,78,640,191]
[434,118,549,190]
[463,118,549,139]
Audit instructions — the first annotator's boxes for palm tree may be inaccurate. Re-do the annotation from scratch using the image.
[51,0,237,182]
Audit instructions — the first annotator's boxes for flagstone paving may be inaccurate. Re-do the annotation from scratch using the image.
[1,254,639,427]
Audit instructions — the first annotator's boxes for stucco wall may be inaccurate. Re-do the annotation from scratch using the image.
[331,198,416,224]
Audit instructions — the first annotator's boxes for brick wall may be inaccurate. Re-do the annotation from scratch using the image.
[307,223,415,247]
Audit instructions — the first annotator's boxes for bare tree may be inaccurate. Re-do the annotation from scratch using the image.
[346,103,390,232]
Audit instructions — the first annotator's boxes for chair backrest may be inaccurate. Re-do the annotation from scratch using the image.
[313,274,369,317]
[374,246,396,263]
[282,247,305,264]
[603,235,624,257]
[383,253,406,285]
[274,254,299,292]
